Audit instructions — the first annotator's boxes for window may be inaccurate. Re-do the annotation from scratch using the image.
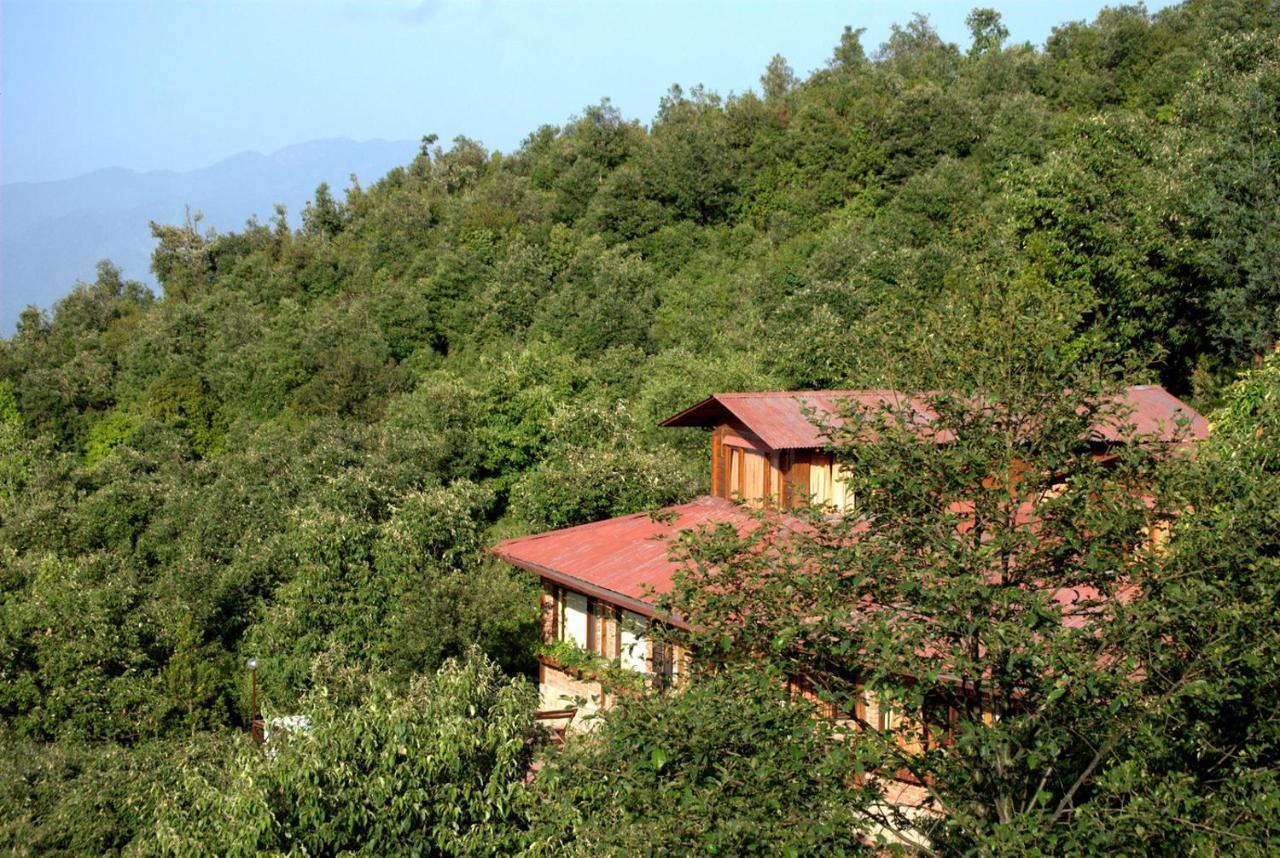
[877,699,948,755]
[561,590,589,649]
[652,639,675,690]
[729,446,741,496]
[555,589,614,657]
[786,676,838,719]
[880,705,923,754]
[723,445,782,506]
[810,455,831,504]
[808,455,854,510]
[619,611,648,672]
[922,695,953,750]
[742,449,766,501]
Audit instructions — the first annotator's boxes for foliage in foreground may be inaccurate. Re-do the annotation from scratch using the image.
[153,649,536,857]
[666,297,1280,854]
[1067,352,1280,851]
[0,736,210,857]
[0,1,1278,852]
[526,670,878,856]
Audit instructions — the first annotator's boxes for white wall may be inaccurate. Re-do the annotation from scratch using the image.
[619,610,648,672]
[563,590,589,648]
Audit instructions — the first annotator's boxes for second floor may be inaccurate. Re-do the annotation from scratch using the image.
[661,386,1208,510]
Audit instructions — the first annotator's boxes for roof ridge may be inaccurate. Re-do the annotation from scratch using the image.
[713,386,1170,398]
[714,389,906,398]
[492,496,733,550]
[493,508,657,547]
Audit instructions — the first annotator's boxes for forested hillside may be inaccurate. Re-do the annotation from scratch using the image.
[2,2,1279,853]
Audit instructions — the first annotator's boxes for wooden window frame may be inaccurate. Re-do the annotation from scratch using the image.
[613,606,622,662]
[555,586,565,642]
[724,446,776,507]
[728,446,742,500]
[652,638,675,690]
[586,597,597,655]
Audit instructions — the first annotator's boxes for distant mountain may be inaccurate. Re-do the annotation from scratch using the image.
[1,137,419,333]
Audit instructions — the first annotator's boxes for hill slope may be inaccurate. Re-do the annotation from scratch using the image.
[1,2,1279,853]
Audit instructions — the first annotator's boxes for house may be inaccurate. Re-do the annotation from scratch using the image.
[493,386,1207,727]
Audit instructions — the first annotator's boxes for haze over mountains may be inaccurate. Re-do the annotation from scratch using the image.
[1,137,418,333]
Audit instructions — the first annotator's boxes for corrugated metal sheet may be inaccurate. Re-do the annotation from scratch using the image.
[493,497,791,619]
[661,386,1207,449]
[661,390,937,449]
[1093,385,1209,443]
[499,386,1205,616]
[496,493,1134,629]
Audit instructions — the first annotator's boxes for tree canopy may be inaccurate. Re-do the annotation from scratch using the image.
[2,2,1279,853]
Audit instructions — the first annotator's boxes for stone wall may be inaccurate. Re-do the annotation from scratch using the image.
[538,662,608,730]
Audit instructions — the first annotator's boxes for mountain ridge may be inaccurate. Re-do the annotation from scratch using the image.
[1,136,418,332]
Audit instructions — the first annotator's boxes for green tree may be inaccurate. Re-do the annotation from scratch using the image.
[0,736,206,856]
[760,53,798,101]
[508,400,698,529]
[667,276,1188,849]
[301,181,345,238]
[528,669,878,855]
[1067,352,1280,852]
[149,209,213,301]
[830,25,869,70]
[643,85,742,225]
[0,381,28,508]
[966,7,1009,57]
[1179,32,1280,366]
[153,650,536,856]
[1014,112,1198,387]
[3,5,1280,851]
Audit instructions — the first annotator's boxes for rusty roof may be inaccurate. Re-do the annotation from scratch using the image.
[492,496,798,623]
[1092,385,1209,443]
[660,386,1207,449]
[495,493,1140,638]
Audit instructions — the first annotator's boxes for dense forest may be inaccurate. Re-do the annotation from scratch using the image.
[2,1,1279,853]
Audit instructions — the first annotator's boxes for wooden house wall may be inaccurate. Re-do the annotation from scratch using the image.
[540,582,684,682]
[709,421,854,510]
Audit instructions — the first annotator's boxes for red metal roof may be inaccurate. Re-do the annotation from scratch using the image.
[1092,385,1209,443]
[659,390,932,449]
[492,496,796,623]
[497,491,1141,644]
[660,386,1207,449]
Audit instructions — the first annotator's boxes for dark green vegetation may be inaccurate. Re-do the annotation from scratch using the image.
[2,2,1278,853]
[664,279,1280,852]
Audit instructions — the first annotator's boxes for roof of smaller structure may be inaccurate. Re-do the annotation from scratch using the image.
[492,496,794,624]
[659,385,1208,450]
[1091,385,1210,443]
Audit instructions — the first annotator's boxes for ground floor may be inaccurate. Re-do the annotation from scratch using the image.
[536,661,605,728]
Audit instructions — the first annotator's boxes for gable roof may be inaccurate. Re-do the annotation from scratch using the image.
[1091,385,1210,443]
[659,385,1207,450]
[495,493,1138,634]
[492,496,800,625]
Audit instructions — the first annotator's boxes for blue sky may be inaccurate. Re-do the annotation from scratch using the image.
[2,0,1174,184]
